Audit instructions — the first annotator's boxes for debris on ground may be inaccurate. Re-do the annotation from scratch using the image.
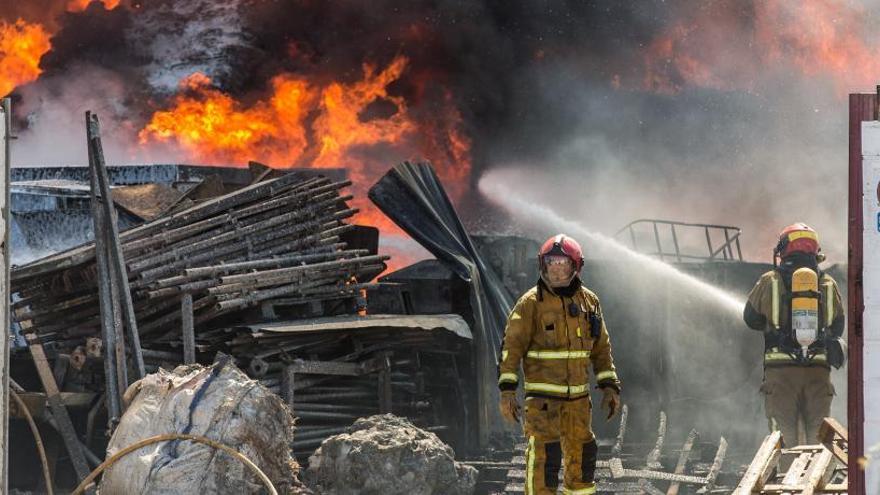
[305,413,477,495]
[495,406,731,494]
[100,359,311,495]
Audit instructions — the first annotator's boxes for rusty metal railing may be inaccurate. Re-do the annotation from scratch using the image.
[614,219,743,263]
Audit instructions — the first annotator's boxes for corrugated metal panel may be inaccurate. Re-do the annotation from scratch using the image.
[369,161,514,449]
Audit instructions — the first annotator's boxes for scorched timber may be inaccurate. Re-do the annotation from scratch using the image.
[11,172,379,355]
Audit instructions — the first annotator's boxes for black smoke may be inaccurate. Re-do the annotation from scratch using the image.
[4,0,855,265]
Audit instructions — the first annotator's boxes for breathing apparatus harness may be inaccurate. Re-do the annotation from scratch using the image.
[770,251,828,365]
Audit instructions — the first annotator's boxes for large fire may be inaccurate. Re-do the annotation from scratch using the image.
[311,57,415,185]
[0,19,52,98]
[642,0,880,95]
[140,57,471,188]
[140,55,471,270]
[0,1,473,271]
[140,72,315,167]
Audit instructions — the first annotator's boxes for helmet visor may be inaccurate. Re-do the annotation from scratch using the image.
[543,255,575,287]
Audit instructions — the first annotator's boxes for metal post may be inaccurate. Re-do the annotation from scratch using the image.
[181,293,195,364]
[723,228,733,260]
[0,98,11,493]
[86,112,145,379]
[652,221,664,261]
[704,227,714,260]
[377,352,392,413]
[109,269,126,403]
[734,231,743,261]
[669,224,682,263]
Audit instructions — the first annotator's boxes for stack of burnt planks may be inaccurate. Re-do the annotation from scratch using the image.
[7,113,408,488]
[11,166,387,361]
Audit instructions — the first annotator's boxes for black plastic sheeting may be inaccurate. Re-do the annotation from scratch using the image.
[368,161,512,361]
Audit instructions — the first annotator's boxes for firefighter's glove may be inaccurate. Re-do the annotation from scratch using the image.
[499,390,520,425]
[601,387,621,421]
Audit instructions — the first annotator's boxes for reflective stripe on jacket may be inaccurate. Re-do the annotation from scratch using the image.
[498,284,619,399]
[745,270,843,367]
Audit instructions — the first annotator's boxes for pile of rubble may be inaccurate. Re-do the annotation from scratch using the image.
[6,120,487,493]
[306,414,477,495]
[6,124,400,490]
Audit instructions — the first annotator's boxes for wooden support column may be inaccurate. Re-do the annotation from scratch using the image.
[377,352,392,414]
[181,293,195,364]
[20,323,93,493]
[282,366,296,409]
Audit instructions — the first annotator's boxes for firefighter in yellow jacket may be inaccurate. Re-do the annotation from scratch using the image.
[743,223,845,447]
[498,234,621,495]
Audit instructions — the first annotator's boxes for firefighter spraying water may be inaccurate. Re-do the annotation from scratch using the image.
[478,177,746,315]
[743,223,846,447]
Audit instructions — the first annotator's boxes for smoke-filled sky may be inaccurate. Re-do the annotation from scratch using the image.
[2,0,877,263]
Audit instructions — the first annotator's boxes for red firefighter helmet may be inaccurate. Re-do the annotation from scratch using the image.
[538,234,584,287]
[775,223,820,258]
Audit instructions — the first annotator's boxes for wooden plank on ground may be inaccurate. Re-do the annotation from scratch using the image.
[818,417,848,466]
[801,448,835,495]
[733,431,782,495]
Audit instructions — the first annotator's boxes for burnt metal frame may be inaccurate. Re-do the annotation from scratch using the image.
[615,219,743,262]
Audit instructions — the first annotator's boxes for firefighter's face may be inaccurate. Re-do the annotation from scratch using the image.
[544,255,575,287]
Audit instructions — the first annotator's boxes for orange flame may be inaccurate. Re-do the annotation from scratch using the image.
[755,0,880,93]
[139,56,422,172]
[311,57,415,185]
[141,72,315,166]
[0,19,51,97]
[641,0,880,95]
[140,55,472,270]
[67,0,120,12]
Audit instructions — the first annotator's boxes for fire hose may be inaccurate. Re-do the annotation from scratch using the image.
[70,433,278,495]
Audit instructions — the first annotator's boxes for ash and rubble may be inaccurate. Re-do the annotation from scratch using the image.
[5,159,848,494]
[7,160,490,493]
[306,414,477,495]
[1,1,859,492]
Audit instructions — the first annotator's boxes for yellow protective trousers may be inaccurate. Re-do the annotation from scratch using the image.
[523,396,597,495]
[761,365,834,447]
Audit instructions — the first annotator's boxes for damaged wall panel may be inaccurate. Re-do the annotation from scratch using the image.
[369,160,514,448]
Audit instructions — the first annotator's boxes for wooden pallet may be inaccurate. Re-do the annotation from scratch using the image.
[733,419,847,495]
[817,417,848,466]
